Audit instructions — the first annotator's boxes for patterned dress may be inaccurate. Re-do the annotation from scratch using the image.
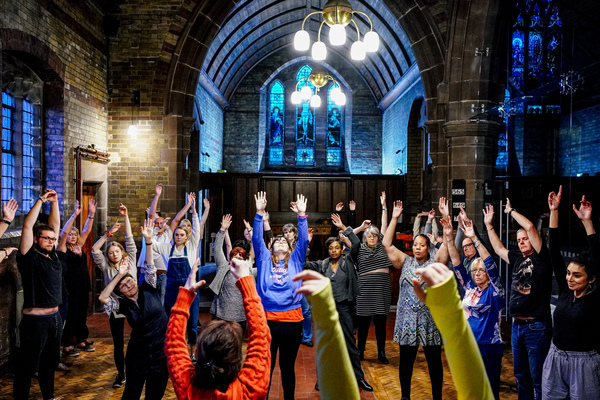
[356,242,392,316]
[393,255,442,346]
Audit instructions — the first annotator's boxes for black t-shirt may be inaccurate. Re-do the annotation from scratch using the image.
[508,245,553,319]
[62,249,92,296]
[17,246,63,309]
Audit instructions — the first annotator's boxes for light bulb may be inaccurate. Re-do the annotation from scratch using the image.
[310,94,321,108]
[312,41,327,60]
[294,30,310,51]
[329,24,346,46]
[330,86,342,102]
[291,91,302,104]
[336,92,346,106]
[351,40,366,60]
[128,124,137,135]
[300,85,312,100]
[364,31,380,52]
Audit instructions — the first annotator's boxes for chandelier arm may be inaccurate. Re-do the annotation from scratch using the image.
[301,11,325,30]
[296,76,308,91]
[350,19,361,40]
[352,11,374,31]
[318,20,326,42]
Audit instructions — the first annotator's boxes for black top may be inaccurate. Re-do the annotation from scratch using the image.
[305,227,360,303]
[17,246,63,309]
[118,281,168,351]
[507,244,553,319]
[549,229,600,352]
[62,248,92,296]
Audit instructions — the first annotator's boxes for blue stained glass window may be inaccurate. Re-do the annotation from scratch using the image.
[22,99,35,211]
[1,91,15,203]
[528,31,543,81]
[268,81,285,166]
[326,85,342,166]
[296,147,314,166]
[496,89,511,170]
[295,65,315,166]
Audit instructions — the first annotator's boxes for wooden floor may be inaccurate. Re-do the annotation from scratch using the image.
[0,312,519,399]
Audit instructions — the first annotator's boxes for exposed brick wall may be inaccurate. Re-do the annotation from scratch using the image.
[195,84,224,173]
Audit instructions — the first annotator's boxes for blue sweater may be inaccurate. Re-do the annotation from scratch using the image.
[252,214,308,312]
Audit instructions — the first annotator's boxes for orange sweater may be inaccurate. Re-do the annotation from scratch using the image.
[165,277,271,400]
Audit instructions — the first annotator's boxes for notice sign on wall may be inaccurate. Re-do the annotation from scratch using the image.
[451,179,466,229]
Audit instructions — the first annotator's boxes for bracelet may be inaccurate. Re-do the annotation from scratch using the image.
[508,209,516,217]
[446,239,452,242]
[105,230,113,237]
[39,195,46,203]
[88,216,94,219]
[382,208,387,211]
[0,219,11,226]
[145,242,152,246]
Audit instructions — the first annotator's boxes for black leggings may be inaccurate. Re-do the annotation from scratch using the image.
[357,314,387,354]
[267,320,302,400]
[399,344,443,400]
[109,314,125,375]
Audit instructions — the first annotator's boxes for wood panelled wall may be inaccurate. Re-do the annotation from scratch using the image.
[196,173,407,304]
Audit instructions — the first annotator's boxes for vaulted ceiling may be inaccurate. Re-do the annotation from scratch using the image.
[195,0,418,103]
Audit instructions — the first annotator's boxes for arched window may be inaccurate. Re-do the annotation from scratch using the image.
[326,84,343,166]
[2,54,43,213]
[510,0,562,93]
[295,65,315,166]
[268,81,285,166]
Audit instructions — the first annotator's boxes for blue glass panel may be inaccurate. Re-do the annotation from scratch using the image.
[529,3,542,27]
[2,92,14,107]
[296,103,315,147]
[528,31,543,82]
[296,65,314,89]
[326,149,341,166]
[269,81,284,147]
[326,86,342,150]
[511,30,525,90]
[269,148,284,166]
[296,147,314,166]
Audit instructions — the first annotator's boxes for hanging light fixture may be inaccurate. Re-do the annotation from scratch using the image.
[294,0,380,61]
[291,73,345,108]
[128,90,140,135]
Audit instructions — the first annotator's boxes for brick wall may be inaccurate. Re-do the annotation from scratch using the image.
[195,84,224,173]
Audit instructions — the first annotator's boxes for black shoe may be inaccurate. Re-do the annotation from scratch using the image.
[378,351,389,364]
[359,350,364,361]
[357,378,373,391]
[301,340,313,347]
[112,374,126,388]
[314,382,319,391]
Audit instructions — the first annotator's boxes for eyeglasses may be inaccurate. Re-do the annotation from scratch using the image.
[472,269,487,275]
[463,243,475,249]
[37,235,57,243]
[119,279,135,290]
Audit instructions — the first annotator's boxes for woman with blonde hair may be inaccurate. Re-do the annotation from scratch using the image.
[92,203,136,388]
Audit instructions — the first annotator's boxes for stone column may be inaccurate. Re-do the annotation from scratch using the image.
[443,120,502,227]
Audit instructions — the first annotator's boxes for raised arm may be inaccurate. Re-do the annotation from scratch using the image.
[443,218,461,267]
[329,202,344,236]
[290,194,309,267]
[215,214,231,268]
[252,191,269,261]
[435,218,450,264]
[353,219,371,236]
[47,190,60,237]
[148,184,162,221]
[547,187,567,292]
[99,258,129,304]
[505,198,542,252]
[78,198,96,246]
[380,191,388,235]
[20,190,55,254]
[382,200,407,268]
[59,201,82,252]
[348,200,356,228]
[0,199,18,238]
[92,218,121,253]
[424,209,436,236]
[118,203,133,238]
[483,205,509,263]
[170,192,194,233]
[198,197,209,240]
[573,195,595,236]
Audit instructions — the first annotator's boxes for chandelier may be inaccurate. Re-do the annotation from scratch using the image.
[291,73,346,108]
[294,0,379,61]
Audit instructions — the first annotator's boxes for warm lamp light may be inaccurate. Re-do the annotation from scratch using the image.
[300,85,313,100]
[329,24,346,45]
[310,94,322,108]
[312,41,327,60]
[294,30,310,51]
[351,40,366,60]
[364,31,380,52]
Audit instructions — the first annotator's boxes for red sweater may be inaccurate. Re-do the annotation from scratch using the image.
[165,277,271,399]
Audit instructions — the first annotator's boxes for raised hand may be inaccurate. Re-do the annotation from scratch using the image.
[230,257,252,280]
[117,258,129,276]
[186,192,196,206]
[44,189,58,203]
[203,198,210,210]
[141,218,153,240]
[73,200,82,217]
[118,203,128,217]
[335,202,344,212]
[359,220,372,231]
[426,233,436,245]
[438,197,449,219]
[427,208,436,221]
[504,198,513,214]
[349,200,356,211]
[221,214,232,230]
[160,217,171,229]
[548,185,562,211]
[243,219,252,232]
[3,247,17,257]
[392,200,403,219]
[263,211,270,223]
[255,191,267,213]
[483,205,494,227]
[2,199,18,221]
[331,213,343,228]
[412,263,453,303]
[440,218,453,237]
[110,219,122,235]
[308,228,314,243]
[573,196,592,221]
[293,194,307,215]
[380,191,386,207]
[184,258,206,292]
[155,183,163,197]
[293,270,330,296]
[88,198,97,216]
[461,219,475,238]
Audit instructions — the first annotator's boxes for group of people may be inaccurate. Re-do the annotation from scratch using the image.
[3,184,599,400]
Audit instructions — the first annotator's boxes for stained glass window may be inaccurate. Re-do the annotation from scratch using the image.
[326,85,342,166]
[2,92,15,204]
[22,99,35,211]
[268,81,284,166]
[510,0,562,93]
[295,65,315,166]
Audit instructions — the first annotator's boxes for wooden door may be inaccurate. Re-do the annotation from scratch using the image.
[81,185,96,315]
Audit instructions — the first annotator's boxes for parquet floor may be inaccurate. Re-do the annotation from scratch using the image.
[0,312,519,399]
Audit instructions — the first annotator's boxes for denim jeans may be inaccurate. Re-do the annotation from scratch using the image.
[511,319,552,400]
[301,295,312,342]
